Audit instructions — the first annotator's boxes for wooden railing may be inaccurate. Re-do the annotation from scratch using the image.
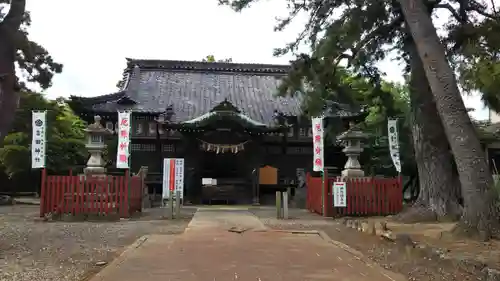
[40,170,142,218]
[306,173,403,217]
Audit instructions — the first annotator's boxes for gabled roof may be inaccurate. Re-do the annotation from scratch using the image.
[72,58,360,126]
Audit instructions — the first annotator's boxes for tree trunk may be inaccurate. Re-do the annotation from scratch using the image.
[0,58,18,144]
[0,0,26,144]
[396,39,462,223]
[398,0,499,239]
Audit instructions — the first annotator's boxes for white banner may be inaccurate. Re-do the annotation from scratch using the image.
[162,158,185,199]
[312,117,324,172]
[333,182,347,207]
[116,111,131,169]
[388,118,401,173]
[31,111,47,169]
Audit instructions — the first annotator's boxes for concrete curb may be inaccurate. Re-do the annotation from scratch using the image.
[265,229,367,258]
[13,200,40,205]
[84,235,149,281]
[265,228,405,280]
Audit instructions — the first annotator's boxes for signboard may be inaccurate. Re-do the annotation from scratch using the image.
[311,117,324,172]
[202,178,217,185]
[162,158,185,199]
[333,182,347,207]
[31,111,47,169]
[387,118,401,173]
[116,111,131,169]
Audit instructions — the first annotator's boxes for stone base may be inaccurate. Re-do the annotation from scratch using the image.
[341,169,365,178]
[252,197,260,206]
[84,167,107,175]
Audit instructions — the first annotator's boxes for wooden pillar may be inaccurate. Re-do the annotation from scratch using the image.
[251,135,264,205]
[156,122,162,173]
[182,134,201,204]
[252,167,260,205]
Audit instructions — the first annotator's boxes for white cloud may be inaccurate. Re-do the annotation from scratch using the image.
[25,0,487,120]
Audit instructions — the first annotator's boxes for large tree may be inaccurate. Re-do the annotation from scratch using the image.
[0,0,62,144]
[398,0,499,239]
[219,0,500,237]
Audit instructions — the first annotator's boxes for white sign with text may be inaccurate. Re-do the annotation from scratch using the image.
[31,111,47,169]
[333,181,347,207]
[162,158,185,199]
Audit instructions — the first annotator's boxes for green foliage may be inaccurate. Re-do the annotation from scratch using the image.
[202,55,233,63]
[0,0,63,89]
[276,56,412,175]
[446,10,500,112]
[0,92,87,178]
[219,0,500,113]
[219,0,500,178]
[356,80,413,176]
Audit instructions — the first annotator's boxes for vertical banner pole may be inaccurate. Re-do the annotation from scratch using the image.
[321,171,325,215]
[175,190,181,218]
[39,168,47,217]
[312,116,325,215]
[168,189,174,219]
[275,191,282,219]
[32,111,47,217]
[283,190,289,219]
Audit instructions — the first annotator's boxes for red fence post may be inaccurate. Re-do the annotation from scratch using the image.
[78,175,84,214]
[51,176,57,214]
[125,170,130,217]
[103,176,109,215]
[364,177,370,215]
[398,176,403,212]
[323,169,329,217]
[97,177,103,215]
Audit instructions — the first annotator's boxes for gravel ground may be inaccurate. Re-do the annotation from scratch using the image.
[0,205,195,281]
[250,208,481,281]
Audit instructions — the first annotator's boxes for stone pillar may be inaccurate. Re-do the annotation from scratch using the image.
[337,123,368,179]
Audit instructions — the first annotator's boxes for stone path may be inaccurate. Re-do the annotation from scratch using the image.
[89,207,406,281]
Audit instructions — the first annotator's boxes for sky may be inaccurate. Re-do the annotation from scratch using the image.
[25,0,488,120]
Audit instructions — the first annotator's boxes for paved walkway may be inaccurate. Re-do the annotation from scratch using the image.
[90,207,405,281]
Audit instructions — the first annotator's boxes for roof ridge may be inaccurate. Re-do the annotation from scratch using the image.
[124,58,291,74]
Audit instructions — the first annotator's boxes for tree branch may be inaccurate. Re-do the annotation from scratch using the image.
[0,0,26,30]
[345,14,405,67]
[490,0,498,15]
[435,3,465,23]
[466,0,499,20]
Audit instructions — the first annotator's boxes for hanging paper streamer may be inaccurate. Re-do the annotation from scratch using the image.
[198,139,249,154]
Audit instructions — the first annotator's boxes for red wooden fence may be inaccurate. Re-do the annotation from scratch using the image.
[39,170,143,218]
[306,173,403,217]
[306,176,323,215]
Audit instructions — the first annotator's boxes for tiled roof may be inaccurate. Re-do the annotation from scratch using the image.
[78,59,360,125]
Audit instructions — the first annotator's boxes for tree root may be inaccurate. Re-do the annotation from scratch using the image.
[450,220,500,241]
[393,205,438,223]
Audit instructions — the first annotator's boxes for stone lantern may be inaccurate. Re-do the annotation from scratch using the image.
[337,122,368,178]
[84,115,112,176]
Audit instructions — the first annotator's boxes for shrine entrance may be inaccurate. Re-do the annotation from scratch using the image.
[158,99,288,205]
[198,129,254,205]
